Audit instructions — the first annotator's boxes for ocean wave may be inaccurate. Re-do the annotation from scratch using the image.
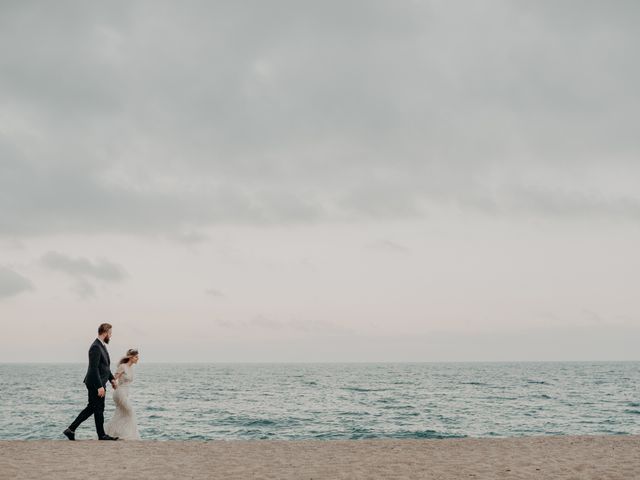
[395,429,465,439]
[343,387,389,392]
[244,418,278,427]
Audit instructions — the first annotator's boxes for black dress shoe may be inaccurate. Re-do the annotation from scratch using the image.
[99,435,119,441]
[63,428,75,441]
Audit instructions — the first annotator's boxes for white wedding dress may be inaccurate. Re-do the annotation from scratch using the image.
[105,363,141,440]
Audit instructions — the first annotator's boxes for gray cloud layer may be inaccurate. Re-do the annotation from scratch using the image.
[40,251,127,298]
[41,252,127,282]
[0,267,33,299]
[1,1,639,236]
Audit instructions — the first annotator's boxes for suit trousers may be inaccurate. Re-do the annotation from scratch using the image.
[69,385,106,437]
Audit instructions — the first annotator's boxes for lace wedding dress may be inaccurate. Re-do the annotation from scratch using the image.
[105,363,141,440]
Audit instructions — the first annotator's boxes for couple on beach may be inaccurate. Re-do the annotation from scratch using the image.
[63,323,141,441]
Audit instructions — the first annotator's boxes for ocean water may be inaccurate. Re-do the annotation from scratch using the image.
[0,362,638,440]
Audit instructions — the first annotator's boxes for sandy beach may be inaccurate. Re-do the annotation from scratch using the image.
[1,435,638,479]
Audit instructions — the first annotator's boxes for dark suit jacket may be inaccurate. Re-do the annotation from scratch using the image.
[83,339,114,391]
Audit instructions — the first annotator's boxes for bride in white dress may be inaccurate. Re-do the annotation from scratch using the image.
[105,348,141,440]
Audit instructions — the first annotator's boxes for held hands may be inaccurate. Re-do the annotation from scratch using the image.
[98,380,117,396]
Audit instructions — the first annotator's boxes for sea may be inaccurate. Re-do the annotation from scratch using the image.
[1,362,639,440]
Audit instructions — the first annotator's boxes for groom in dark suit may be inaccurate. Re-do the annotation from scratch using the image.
[64,323,119,440]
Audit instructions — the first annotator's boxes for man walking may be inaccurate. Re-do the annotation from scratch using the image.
[63,323,119,440]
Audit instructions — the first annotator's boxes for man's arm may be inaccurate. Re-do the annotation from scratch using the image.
[87,344,102,390]
[109,368,116,389]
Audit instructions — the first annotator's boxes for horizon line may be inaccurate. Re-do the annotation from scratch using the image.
[1,359,638,364]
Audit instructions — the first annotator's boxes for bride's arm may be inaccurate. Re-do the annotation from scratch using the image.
[113,364,126,381]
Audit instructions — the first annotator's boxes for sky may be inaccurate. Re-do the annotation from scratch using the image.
[1,1,639,362]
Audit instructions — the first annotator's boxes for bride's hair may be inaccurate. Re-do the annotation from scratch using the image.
[118,348,139,365]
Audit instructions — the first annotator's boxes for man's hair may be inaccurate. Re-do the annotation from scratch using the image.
[98,323,112,335]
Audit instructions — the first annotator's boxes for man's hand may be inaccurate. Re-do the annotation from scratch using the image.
[110,380,118,390]
[98,387,106,397]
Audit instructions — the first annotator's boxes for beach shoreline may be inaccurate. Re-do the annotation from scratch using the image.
[2,434,639,479]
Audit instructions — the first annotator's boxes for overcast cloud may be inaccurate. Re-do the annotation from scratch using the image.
[39,251,127,298]
[40,251,127,282]
[0,267,33,299]
[1,1,639,361]
[1,1,639,237]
